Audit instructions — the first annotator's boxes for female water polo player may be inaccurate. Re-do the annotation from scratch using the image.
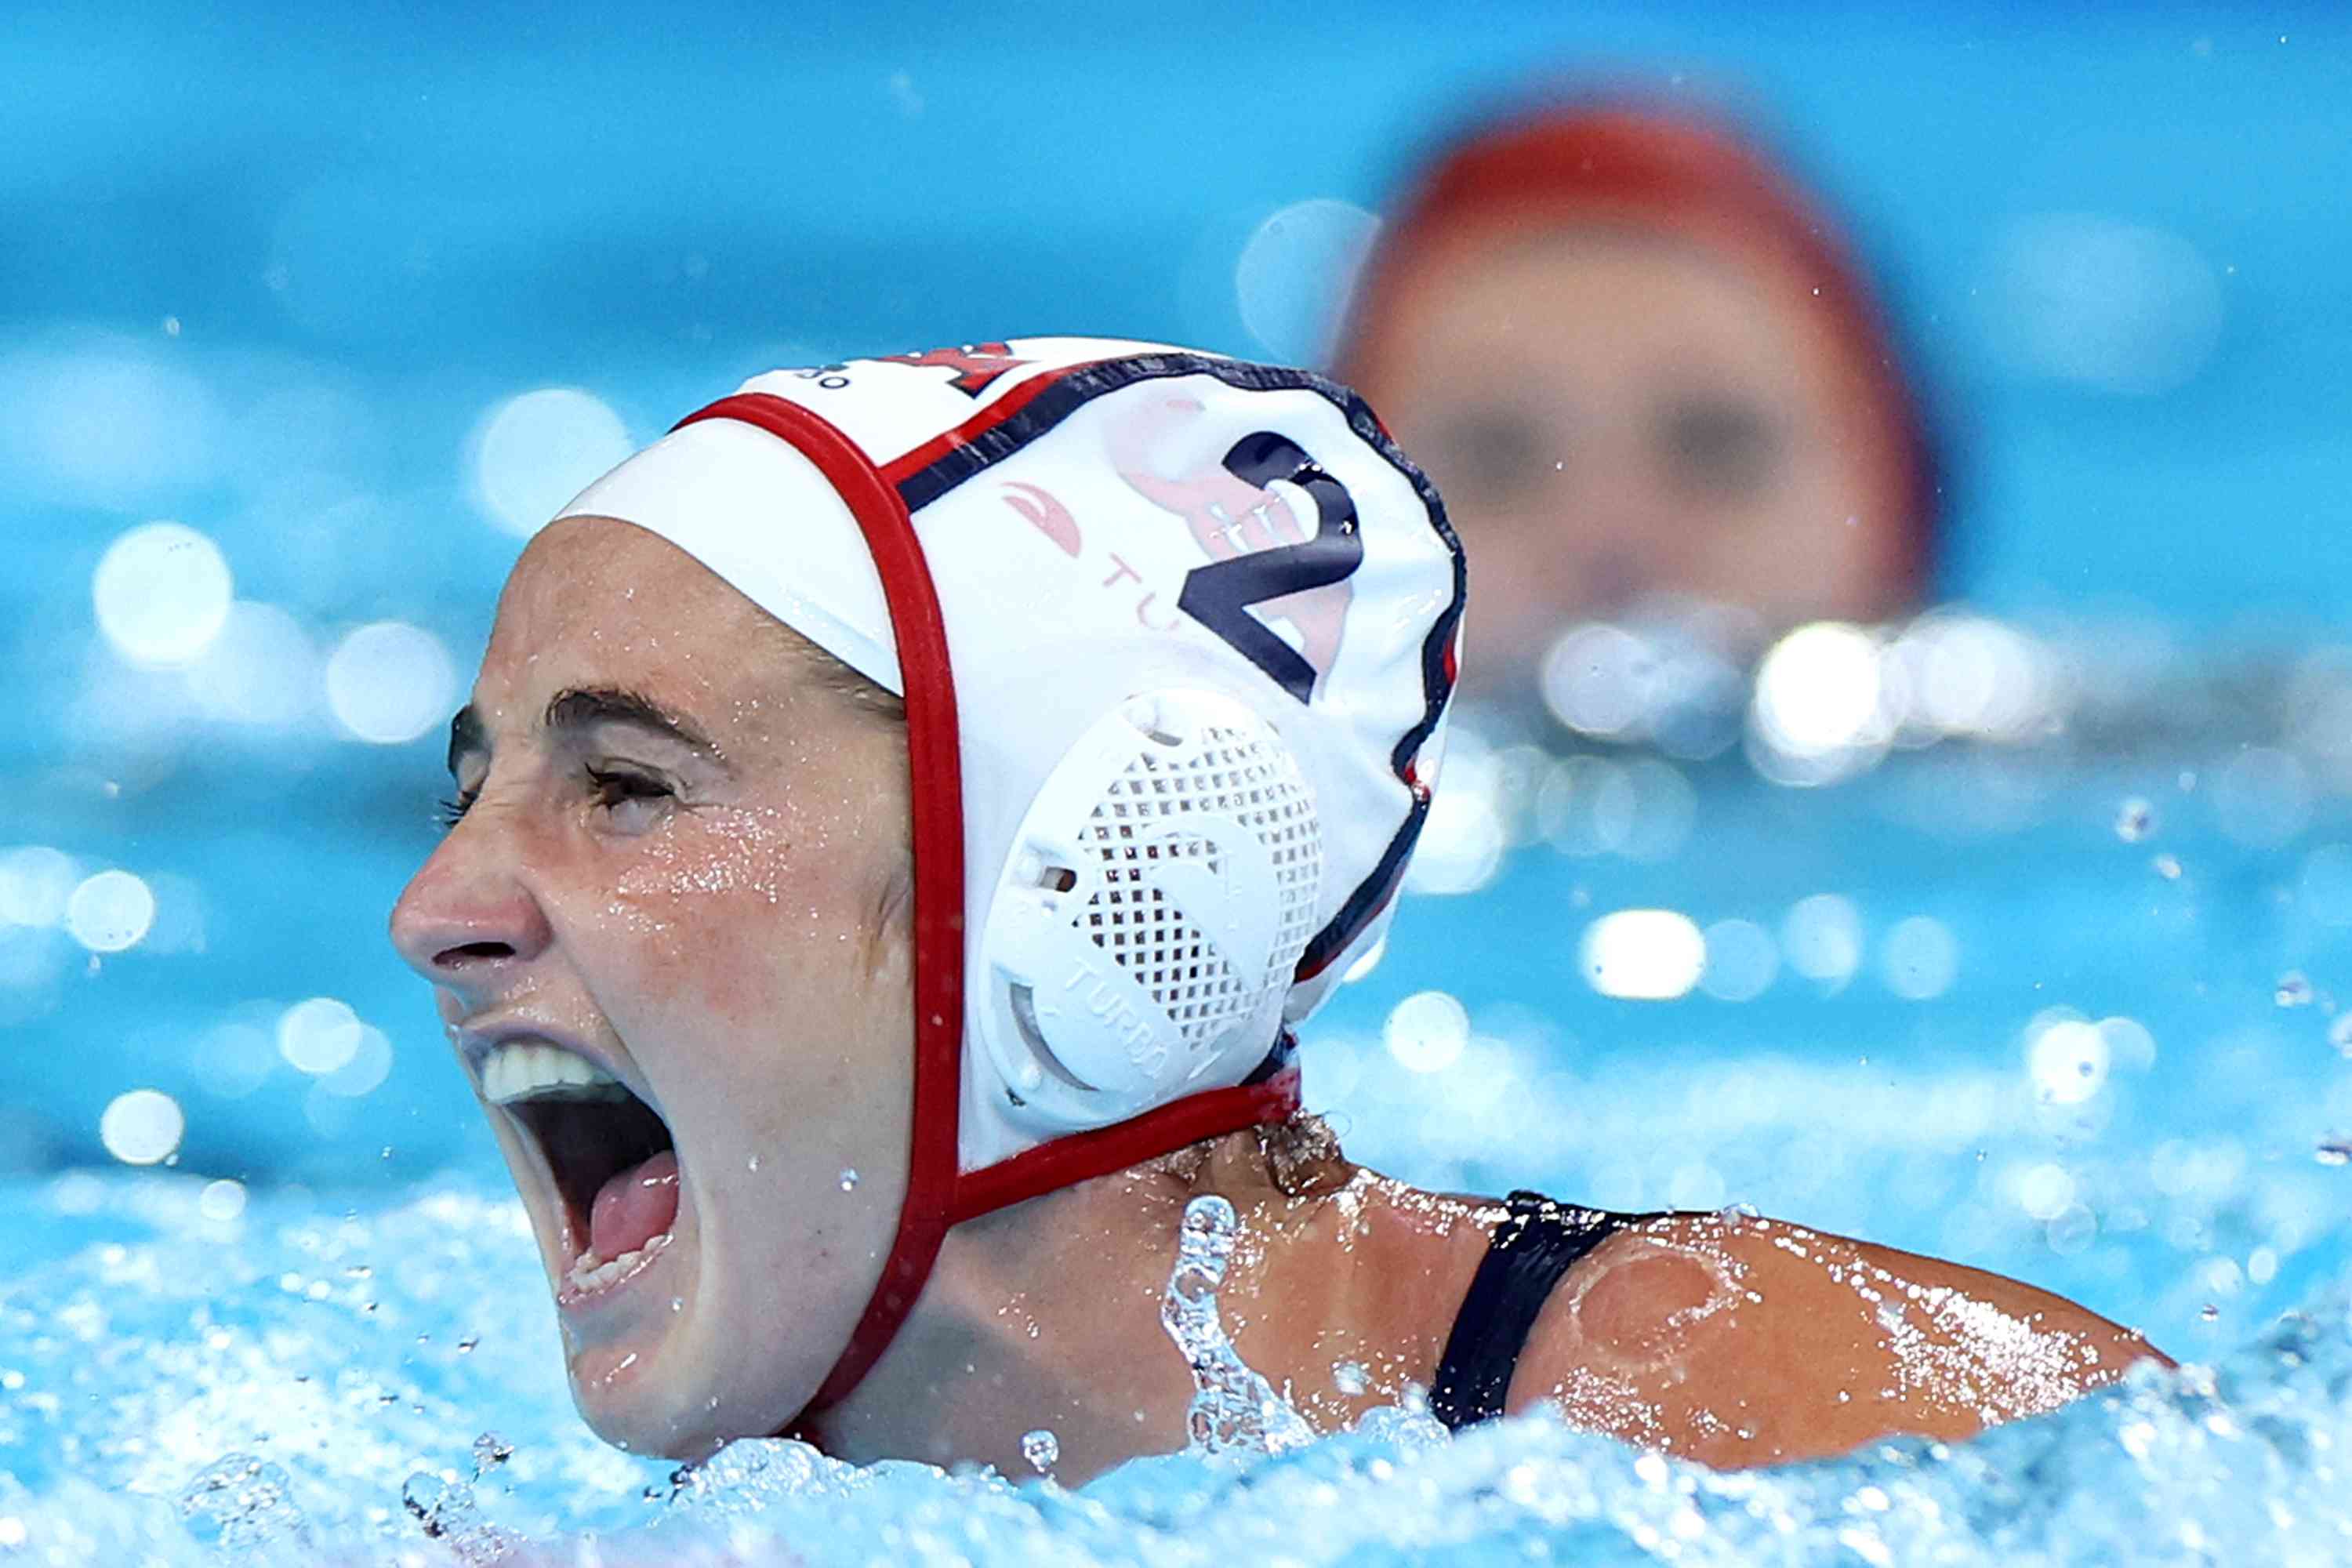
[1336,103,1939,696]
[390,339,2158,1484]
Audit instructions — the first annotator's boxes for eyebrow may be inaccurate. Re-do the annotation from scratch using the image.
[444,686,722,778]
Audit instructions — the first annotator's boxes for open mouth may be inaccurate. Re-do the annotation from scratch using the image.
[479,1040,681,1300]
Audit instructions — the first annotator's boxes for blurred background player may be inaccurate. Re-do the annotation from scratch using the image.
[1336,100,1943,702]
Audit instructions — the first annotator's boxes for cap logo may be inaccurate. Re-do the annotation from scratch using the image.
[873,341,1036,397]
[1109,394,1363,703]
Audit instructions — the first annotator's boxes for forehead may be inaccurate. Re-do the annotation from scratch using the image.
[1435,228,1777,344]
[1377,223,1840,401]
[476,515,800,720]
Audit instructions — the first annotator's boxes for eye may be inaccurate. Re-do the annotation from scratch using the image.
[1658,394,1783,502]
[587,767,675,831]
[1432,408,1553,506]
[436,793,477,830]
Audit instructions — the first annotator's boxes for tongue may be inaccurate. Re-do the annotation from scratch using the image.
[589,1149,681,1260]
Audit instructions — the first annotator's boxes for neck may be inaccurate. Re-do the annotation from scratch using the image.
[802,1131,1500,1483]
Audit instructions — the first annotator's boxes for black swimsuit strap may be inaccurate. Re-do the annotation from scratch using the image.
[1429,1191,1642,1431]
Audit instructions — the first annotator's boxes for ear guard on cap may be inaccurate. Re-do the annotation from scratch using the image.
[976,689,1323,1131]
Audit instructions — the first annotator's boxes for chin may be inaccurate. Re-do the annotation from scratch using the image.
[562,1300,819,1457]
[566,1340,724,1457]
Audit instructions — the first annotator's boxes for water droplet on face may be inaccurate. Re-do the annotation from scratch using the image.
[1020,1428,1059,1473]
[2115,797,2156,842]
[838,1167,859,1192]
[2277,971,2314,1007]
[746,1155,760,1172]
[670,1296,684,1313]
[1333,1360,1369,1396]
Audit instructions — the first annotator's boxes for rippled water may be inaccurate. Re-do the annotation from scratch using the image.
[2,1172,2348,1565]
[13,599,2352,1563]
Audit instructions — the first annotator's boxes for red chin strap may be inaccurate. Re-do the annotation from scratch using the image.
[674,394,1306,1431]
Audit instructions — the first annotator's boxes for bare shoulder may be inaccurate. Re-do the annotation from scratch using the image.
[1508,1210,2169,1468]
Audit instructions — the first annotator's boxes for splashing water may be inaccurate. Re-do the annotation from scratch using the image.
[5,1175,2352,1563]
[1020,1428,1058,1475]
[399,1468,514,1564]
[174,1453,307,1554]
[1159,1194,1316,1459]
[398,1432,519,1563]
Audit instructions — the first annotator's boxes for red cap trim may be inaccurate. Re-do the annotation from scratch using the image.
[675,392,969,1417]
[950,1065,1302,1225]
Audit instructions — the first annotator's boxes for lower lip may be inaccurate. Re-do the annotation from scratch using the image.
[555,1229,676,1309]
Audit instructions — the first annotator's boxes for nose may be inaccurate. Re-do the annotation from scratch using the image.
[389,813,555,1000]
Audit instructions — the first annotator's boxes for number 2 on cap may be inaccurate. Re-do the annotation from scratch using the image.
[1175,433,1364,705]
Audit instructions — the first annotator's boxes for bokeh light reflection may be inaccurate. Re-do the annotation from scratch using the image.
[469,387,633,538]
[63,870,154,953]
[276,997,363,1076]
[197,1179,247,1223]
[1781,895,1864,990]
[1581,909,1706,1000]
[1540,623,1657,739]
[1234,198,1381,366]
[0,848,78,928]
[2026,1014,2111,1106]
[1880,916,1959,1000]
[98,1089,183,1166]
[1698,918,1779,1002]
[1748,622,1892,784]
[324,621,456,745]
[91,522,234,669]
[1382,991,1468,1073]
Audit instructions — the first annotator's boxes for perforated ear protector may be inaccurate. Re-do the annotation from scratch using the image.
[976,689,1323,1130]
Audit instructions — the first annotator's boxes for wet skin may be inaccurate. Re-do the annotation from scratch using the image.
[825,1134,2167,1483]
[390,519,2161,1481]
[1345,225,1917,695]
[390,516,918,1456]
[1176,1158,2165,1472]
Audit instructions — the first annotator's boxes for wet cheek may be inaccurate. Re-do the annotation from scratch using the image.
[604,814,876,1015]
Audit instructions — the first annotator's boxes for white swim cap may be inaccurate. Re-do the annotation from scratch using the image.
[559,338,1464,1416]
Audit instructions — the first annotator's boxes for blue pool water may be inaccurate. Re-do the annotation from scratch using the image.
[6,4,2352,1560]
[6,704,2352,1562]
[1,1160,2347,1566]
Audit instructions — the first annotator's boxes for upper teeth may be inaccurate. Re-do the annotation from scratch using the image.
[480,1040,627,1105]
